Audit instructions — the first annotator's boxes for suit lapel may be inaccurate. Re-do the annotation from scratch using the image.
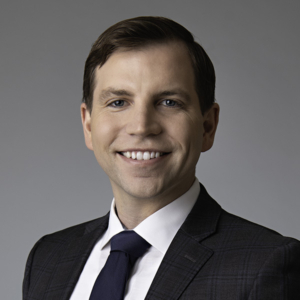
[43,214,109,300]
[145,184,222,300]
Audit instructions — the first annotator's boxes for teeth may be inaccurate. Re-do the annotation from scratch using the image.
[143,152,150,160]
[137,151,143,160]
[121,151,164,160]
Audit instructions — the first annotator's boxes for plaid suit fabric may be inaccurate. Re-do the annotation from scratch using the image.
[23,185,300,300]
[23,214,110,300]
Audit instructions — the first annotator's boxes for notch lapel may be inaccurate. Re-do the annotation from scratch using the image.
[145,184,222,300]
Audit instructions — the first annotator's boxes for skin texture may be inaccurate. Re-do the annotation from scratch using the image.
[81,42,219,229]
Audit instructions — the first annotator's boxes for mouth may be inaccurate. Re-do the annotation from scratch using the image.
[118,150,170,161]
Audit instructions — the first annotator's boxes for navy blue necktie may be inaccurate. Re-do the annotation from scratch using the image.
[89,230,151,300]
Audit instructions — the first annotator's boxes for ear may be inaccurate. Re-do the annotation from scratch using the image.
[201,103,220,152]
[80,103,94,151]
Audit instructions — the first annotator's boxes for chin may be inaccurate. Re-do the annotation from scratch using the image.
[129,186,162,200]
[117,178,166,201]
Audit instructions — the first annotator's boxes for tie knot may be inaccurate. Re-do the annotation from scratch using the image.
[111,231,150,259]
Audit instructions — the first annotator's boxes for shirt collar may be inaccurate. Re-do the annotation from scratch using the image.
[99,178,200,254]
[98,200,125,250]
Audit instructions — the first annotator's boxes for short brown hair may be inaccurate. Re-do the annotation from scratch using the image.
[82,16,215,113]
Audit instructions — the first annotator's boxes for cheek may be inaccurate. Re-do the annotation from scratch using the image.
[170,115,203,151]
[91,117,118,153]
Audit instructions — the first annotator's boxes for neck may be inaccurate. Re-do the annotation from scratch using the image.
[113,178,195,229]
[115,197,172,229]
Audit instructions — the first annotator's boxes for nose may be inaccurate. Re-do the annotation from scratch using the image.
[125,105,162,137]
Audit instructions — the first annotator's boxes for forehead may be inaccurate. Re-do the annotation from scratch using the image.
[94,42,195,99]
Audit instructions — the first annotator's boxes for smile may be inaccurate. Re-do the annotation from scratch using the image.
[119,151,168,161]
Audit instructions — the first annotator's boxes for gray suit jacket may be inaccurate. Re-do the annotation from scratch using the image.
[23,184,300,299]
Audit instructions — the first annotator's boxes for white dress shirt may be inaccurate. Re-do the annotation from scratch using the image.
[70,179,200,300]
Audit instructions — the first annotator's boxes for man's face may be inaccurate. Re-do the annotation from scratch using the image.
[81,42,219,205]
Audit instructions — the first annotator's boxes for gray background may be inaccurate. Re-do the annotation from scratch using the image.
[1,0,299,298]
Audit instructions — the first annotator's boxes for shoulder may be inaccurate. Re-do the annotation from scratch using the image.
[202,209,300,283]
[23,214,109,298]
[178,209,300,298]
[39,214,109,242]
[24,215,109,270]
[214,211,300,298]
[27,213,109,259]
[213,209,299,248]
[196,184,299,249]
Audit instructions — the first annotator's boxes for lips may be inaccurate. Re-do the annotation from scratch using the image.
[119,151,168,161]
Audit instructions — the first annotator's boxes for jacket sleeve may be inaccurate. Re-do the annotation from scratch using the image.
[248,239,300,300]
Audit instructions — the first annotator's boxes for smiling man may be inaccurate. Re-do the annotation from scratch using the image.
[81,41,217,230]
[23,17,300,300]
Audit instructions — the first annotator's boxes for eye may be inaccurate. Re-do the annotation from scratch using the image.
[161,99,179,107]
[109,100,125,107]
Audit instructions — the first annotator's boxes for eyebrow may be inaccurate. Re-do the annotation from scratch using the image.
[98,87,191,102]
[153,89,191,102]
[99,88,134,102]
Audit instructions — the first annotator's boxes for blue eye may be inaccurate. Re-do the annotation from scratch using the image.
[111,100,125,107]
[162,99,177,106]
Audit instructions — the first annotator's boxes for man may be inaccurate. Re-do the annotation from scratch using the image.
[23,16,300,300]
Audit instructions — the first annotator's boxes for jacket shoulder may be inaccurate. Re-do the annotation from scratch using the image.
[181,203,300,299]
[39,214,109,243]
[23,215,109,299]
[213,210,299,248]
[25,214,109,270]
